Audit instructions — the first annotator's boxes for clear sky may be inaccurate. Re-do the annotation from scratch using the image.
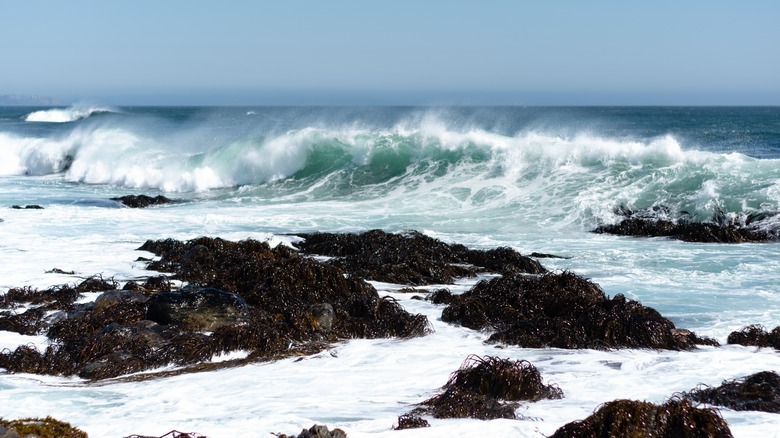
[1,1,779,105]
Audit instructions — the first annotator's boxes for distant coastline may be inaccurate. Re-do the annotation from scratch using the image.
[0,94,66,106]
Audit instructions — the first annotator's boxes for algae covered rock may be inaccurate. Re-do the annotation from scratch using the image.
[685,371,780,413]
[275,424,347,438]
[442,271,714,350]
[293,229,545,285]
[146,288,250,331]
[110,194,176,208]
[550,398,733,438]
[727,324,780,349]
[0,416,88,438]
[408,355,561,421]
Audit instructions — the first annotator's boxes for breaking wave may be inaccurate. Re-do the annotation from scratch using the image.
[1,117,778,229]
[23,105,116,123]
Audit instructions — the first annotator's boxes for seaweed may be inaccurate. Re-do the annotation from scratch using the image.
[685,371,780,413]
[442,271,711,350]
[293,230,546,285]
[392,414,430,430]
[592,204,775,243]
[124,431,209,438]
[409,355,561,421]
[274,424,347,438]
[111,195,176,208]
[727,324,780,349]
[0,416,87,438]
[549,397,733,438]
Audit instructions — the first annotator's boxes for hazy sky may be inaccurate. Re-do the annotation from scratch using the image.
[2,1,779,105]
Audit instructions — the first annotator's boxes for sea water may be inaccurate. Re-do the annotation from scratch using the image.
[0,105,779,437]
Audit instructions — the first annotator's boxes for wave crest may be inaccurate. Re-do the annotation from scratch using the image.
[23,105,116,123]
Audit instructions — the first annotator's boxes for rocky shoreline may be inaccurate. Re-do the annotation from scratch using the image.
[1,230,779,436]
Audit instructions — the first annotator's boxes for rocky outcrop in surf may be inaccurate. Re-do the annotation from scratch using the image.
[727,324,780,349]
[592,205,776,243]
[0,416,88,438]
[293,229,546,285]
[441,271,718,350]
[685,371,780,413]
[111,195,176,208]
[549,398,733,437]
[0,238,430,380]
[404,355,562,421]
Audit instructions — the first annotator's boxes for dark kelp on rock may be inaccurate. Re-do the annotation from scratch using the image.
[111,195,176,208]
[0,237,431,380]
[685,371,780,413]
[549,398,733,438]
[292,229,546,285]
[727,324,780,350]
[407,355,561,421]
[441,271,717,350]
[274,424,347,438]
[592,205,776,243]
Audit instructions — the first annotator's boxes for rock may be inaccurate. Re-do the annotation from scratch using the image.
[393,414,429,430]
[110,194,176,208]
[592,204,775,243]
[549,398,732,437]
[307,303,334,333]
[276,424,347,438]
[10,204,43,209]
[293,230,545,285]
[0,416,87,438]
[147,288,250,331]
[685,371,780,413]
[79,350,145,380]
[407,355,561,421]
[727,324,780,349]
[441,271,711,350]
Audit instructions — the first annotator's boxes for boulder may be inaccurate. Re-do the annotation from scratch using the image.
[685,371,780,413]
[110,194,176,208]
[147,288,250,331]
[549,398,732,437]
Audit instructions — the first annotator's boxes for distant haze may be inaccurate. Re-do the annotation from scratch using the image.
[2,1,778,106]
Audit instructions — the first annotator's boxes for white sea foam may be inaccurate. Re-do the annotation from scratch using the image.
[23,105,115,123]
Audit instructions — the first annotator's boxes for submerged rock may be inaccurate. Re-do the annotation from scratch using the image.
[441,271,715,350]
[293,229,545,285]
[685,371,780,413]
[111,194,176,208]
[549,398,733,438]
[408,355,561,421]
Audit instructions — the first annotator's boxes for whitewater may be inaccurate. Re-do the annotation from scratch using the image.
[1,106,779,437]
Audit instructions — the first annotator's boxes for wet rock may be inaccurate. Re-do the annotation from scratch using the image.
[685,371,780,413]
[293,230,546,285]
[408,355,561,421]
[592,204,775,243]
[393,414,429,430]
[727,324,780,349]
[79,350,145,379]
[0,416,87,438]
[276,424,347,438]
[308,303,335,333]
[45,268,75,275]
[10,204,43,209]
[549,398,733,438]
[111,194,176,208]
[442,271,710,350]
[147,288,250,331]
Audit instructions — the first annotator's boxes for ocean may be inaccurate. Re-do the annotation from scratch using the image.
[0,105,779,437]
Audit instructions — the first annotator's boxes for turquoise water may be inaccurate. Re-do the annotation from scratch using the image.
[1,105,779,437]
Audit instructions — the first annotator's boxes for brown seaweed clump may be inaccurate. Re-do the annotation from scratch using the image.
[392,414,430,430]
[293,229,546,285]
[441,271,717,350]
[550,398,733,438]
[124,431,209,438]
[685,371,780,413]
[727,324,780,349]
[409,355,562,421]
[1,237,430,380]
[0,416,88,438]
